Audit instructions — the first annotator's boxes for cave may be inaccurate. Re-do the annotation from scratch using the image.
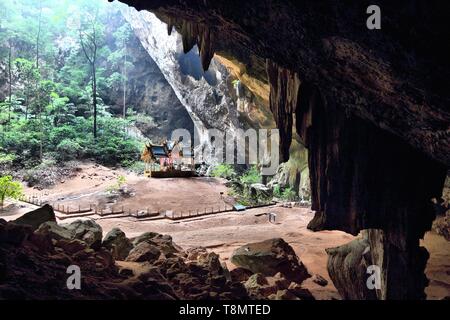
[116,0,449,300]
[0,0,448,305]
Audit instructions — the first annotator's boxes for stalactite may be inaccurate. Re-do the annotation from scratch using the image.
[167,17,174,35]
[266,60,301,163]
[198,25,215,71]
[292,81,447,299]
[162,16,216,71]
[180,20,198,53]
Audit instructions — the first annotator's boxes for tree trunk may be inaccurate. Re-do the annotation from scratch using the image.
[122,40,127,118]
[36,3,42,69]
[7,43,12,123]
[92,63,97,139]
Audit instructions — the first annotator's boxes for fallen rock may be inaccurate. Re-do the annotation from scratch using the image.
[55,239,87,255]
[268,272,291,290]
[432,210,450,241]
[126,242,161,263]
[249,183,272,198]
[326,237,377,300]
[197,252,223,275]
[230,267,253,282]
[35,222,73,241]
[102,228,133,260]
[186,247,208,261]
[14,204,56,231]
[268,289,299,300]
[131,232,182,257]
[287,282,315,300]
[221,262,232,281]
[62,219,103,248]
[230,238,310,283]
[0,222,33,246]
[118,267,134,277]
[244,273,268,289]
[131,232,160,247]
[311,274,328,287]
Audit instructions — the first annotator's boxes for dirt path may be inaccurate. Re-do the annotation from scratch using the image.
[22,162,229,214]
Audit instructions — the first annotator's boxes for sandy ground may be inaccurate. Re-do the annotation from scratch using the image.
[1,162,449,300]
[96,206,354,299]
[21,162,229,214]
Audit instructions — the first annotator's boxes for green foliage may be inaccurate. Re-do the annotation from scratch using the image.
[273,185,282,198]
[0,0,143,171]
[0,153,16,166]
[273,185,297,201]
[106,175,127,193]
[281,187,297,201]
[239,165,261,185]
[56,139,83,161]
[124,161,145,174]
[211,164,236,179]
[0,175,23,208]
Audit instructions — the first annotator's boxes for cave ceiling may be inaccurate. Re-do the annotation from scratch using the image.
[117,0,450,167]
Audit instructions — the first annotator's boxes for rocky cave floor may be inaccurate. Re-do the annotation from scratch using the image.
[0,163,449,300]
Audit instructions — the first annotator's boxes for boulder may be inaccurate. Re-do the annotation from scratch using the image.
[14,204,56,231]
[35,222,73,241]
[326,237,377,300]
[126,242,161,263]
[230,238,310,283]
[0,222,33,245]
[311,274,328,287]
[102,228,133,260]
[61,219,103,248]
[131,232,182,256]
[221,262,232,282]
[244,273,268,289]
[249,183,272,198]
[118,268,134,277]
[197,252,222,275]
[55,239,87,255]
[130,232,160,247]
[186,247,208,261]
[28,231,54,253]
[230,267,253,282]
[288,282,315,300]
[432,210,450,241]
[269,272,291,290]
[268,289,299,300]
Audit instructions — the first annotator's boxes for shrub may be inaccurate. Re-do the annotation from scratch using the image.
[125,161,146,174]
[240,165,261,185]
[0,175,23,208]
[273,185,282,198]
[56,139,83,161]
[281,187,297,201]
[106,175,127,193]
[211,164,236,179]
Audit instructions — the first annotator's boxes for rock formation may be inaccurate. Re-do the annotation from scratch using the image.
[117,0,450,299]
[2,206,315,300]
[230,238,310,283]
[120,6,242,156]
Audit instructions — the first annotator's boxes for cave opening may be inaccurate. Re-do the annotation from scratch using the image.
[0,0,448,302]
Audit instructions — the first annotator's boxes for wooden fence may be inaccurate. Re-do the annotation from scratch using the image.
[19,193,276,222]
[165,204,235,220]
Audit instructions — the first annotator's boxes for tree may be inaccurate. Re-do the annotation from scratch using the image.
[14,58,40,119]
[78,5,102,139]
[109,23,134,118]
[0,176,23,209]
[6,40,13,123]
